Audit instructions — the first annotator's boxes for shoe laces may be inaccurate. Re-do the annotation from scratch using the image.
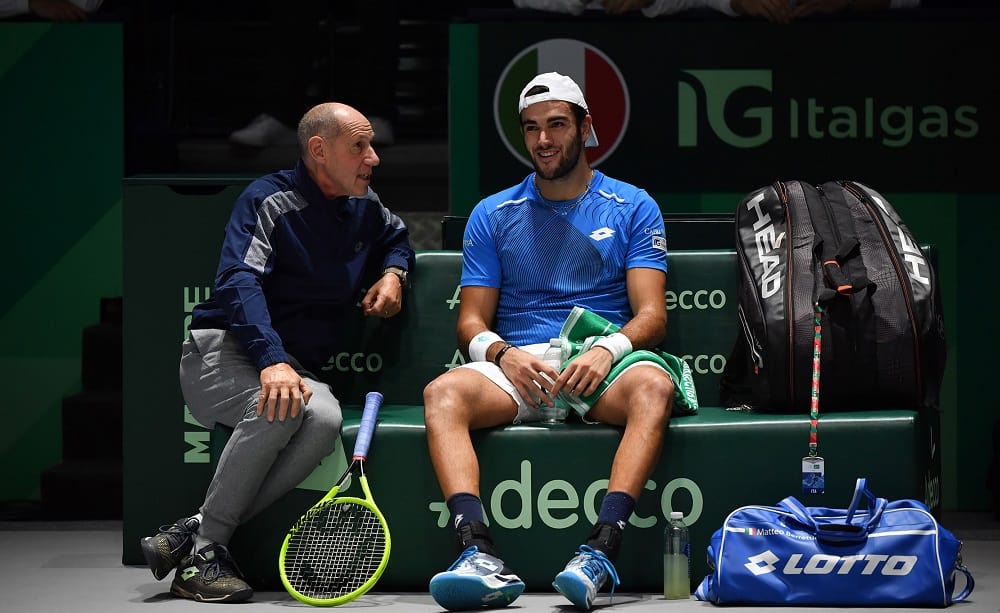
[197,544,242,582]
[446,545,482,571]
[571,545,621,598]
[157,517,196,548]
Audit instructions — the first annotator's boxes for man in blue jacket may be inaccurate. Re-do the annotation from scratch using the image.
[139,102,414,603]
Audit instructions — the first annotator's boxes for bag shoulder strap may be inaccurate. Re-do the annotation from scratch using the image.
[805,182,874,304]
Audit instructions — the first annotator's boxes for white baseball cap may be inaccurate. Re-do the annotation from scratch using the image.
[518,72,599,148]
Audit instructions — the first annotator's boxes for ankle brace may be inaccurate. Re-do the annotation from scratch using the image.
[585,521,624,562]
[455,520,498,557]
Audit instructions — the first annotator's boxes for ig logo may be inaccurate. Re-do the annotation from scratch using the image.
[678,70,773,148]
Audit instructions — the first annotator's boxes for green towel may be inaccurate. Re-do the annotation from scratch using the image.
[555,306,699,417]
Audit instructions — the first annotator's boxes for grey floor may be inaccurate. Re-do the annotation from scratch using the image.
[0,514,996,612]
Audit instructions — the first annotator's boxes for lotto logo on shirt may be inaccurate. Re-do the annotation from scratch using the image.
[494,39,630,168]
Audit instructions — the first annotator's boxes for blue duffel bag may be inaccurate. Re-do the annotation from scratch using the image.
[695,478,974,606]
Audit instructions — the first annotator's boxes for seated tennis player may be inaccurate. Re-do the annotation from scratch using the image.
[423,72,678,611]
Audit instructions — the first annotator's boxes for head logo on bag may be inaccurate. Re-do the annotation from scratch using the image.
[744,191,784,299]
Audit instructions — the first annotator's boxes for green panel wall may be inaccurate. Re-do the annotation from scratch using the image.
[448,19,993,511]
[0,24,123,500]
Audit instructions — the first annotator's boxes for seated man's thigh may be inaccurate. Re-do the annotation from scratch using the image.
[425,366,520,430]
[587,364,674,426]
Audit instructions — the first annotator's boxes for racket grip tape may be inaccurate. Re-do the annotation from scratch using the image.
[353,391,383,459]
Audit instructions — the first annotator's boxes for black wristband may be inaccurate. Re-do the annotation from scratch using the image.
[493,343,515,367]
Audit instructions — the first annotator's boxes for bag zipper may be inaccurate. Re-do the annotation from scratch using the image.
[736,303,763,372]
[840,180,922,400]
[775,181,796,405]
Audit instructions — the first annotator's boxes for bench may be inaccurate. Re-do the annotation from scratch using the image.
[213,249,939,592]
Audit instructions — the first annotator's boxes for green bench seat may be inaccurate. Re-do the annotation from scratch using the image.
[212,250,938,592]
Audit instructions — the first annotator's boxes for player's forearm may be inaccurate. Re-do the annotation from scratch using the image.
[617,308,667,351]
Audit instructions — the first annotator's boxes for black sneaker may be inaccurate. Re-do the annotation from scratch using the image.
[170,543,253,603]
[140,516,200,580]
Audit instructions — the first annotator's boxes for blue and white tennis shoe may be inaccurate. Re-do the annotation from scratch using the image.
[552,545,621,610]
[430,545,525,610]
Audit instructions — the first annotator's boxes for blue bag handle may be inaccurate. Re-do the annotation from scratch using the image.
[778,478,887,544]
[952,564,975,602]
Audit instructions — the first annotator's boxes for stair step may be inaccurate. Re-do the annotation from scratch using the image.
[81,322,122,391]
[40,460,122,519]
[61,391,122,461]
[100,296,122,324]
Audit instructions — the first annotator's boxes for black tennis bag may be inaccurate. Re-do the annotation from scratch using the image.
[720,180,946,413]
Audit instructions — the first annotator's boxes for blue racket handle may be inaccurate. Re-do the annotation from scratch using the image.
[353,391,383,459]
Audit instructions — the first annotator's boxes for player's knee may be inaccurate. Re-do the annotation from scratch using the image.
[636,373,674,424]
[651,372,674,403]
[423,375,467,427]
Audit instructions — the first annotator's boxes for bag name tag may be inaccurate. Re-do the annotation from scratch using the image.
[802,456,825,494]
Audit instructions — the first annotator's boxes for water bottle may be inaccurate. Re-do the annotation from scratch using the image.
[663,511,690,599]
[540,338,569,423]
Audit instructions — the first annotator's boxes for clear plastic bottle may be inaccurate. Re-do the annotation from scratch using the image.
[663,511,690,599]
[540,338,569,423]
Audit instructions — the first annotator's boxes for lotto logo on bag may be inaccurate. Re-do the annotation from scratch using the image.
[744,550,918,577]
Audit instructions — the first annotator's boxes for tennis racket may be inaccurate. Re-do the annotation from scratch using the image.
[279,391,391,606]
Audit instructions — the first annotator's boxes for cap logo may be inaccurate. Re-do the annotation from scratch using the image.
[494,38,629,169]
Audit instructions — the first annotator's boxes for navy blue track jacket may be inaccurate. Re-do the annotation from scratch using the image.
[190,160,414,374]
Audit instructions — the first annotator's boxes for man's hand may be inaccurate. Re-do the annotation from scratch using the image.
[791,0,853,18]
[495,347,562,409]
[361,272,403,318]
[29,0,88,21]
[560,346,614,399]
[600,0,654,14]
[731,0,794,23]
[257,362,313,422]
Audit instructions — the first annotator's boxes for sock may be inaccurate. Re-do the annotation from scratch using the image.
[446,494,499,558]
[193,534,212,555]
[192,512,203,524]
[446,492,485,530]
[597,491,635,530]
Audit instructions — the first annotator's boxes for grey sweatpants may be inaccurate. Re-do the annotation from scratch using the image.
[180,329,342,545]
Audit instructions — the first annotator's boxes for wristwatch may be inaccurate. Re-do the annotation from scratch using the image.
[383,266,409,287]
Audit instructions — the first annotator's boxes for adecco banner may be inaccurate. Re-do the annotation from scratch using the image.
[452,19,997,212]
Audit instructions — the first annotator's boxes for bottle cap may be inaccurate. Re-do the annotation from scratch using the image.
[670,511,684,520]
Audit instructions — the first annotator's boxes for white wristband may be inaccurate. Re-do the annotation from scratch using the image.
[593,332,633,364]
[469,331,504,362]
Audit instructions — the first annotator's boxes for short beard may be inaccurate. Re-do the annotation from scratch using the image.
[531,129,584,182]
